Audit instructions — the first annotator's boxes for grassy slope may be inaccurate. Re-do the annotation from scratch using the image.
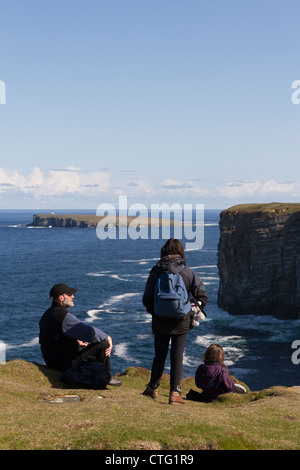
[0,360,299,450]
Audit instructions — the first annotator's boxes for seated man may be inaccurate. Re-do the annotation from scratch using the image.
[39,283,121,386]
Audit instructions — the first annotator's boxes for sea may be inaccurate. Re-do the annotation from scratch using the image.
[0,208,299,391]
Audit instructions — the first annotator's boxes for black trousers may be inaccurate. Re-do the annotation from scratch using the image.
[149,333,188,392]
[72,340,111,375]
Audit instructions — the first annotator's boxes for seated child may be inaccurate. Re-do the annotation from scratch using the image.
[186,343,247,402]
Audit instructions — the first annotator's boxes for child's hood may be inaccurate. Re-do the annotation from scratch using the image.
[195,362,225,387]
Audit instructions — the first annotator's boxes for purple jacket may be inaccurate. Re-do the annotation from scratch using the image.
[195,362,235,401]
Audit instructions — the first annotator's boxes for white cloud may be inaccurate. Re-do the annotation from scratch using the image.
[216,179,300,199]
[1,167,300,208]
[114,178,154,198]
[160,179,210,196]
[0,166,111,198]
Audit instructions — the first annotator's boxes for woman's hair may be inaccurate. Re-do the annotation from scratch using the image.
[160,238,185,259]
[203,344,227,369]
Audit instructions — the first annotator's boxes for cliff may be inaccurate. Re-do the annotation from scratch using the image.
[29,214,183,228]
[218,203,300,320]
[29,214,137,228]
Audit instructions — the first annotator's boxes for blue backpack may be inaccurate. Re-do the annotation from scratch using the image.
[154,271,191,318]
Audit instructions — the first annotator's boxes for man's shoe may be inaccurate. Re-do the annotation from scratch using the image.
[108,377,122,387]
[169,391,185,405]
[142,385,158,400]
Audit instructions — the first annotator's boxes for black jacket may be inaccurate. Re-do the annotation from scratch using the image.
[39,301,79,371]
[142,255,208,335]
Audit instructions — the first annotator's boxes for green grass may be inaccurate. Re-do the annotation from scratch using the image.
[224,202,300,215]
[0,360,299,450]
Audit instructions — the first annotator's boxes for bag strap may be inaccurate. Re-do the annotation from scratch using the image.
[177,267,191,294]
[177,268,191,306]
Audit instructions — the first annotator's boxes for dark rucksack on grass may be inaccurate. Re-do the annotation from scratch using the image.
[61,360,110,389]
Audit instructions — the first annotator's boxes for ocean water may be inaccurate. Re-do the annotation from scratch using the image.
[0,209,299,391]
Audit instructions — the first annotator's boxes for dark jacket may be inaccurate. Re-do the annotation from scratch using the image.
[195,362,235,402]
[39,301,108,371]
[142,255,207,335]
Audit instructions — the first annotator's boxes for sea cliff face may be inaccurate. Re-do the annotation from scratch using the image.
[29,214,146,228]
[31,215,93,228]
[217,203,300,320]
[30,214,104,228]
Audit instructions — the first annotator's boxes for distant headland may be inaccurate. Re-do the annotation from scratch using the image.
[28,213,184,228]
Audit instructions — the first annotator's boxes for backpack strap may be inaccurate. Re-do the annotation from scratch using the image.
[177,268,192,307]
[178,267,191,294]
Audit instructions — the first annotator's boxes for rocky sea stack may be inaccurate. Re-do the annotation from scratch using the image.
[217,203,300,320]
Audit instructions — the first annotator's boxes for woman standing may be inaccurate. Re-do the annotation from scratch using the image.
[142,238,207,404]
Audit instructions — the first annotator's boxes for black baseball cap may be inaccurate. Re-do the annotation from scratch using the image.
[49,283,78,298]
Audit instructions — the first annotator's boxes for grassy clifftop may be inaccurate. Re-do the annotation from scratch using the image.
[0,360,299,450]
[223,203,300,215]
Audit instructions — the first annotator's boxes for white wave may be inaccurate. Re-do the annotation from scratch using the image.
[190,265,217,270]
[224,353,247,367]
[98,292,141,309]
[110,274,130,281]
[113,342,139,363]
[86,292,141,322]
[87,273,103,276]
[182,353,199,368]
[195,334,247,348]
[197,282,216,286]
[88,271,112,274]
[86,309,103,323]
[122,257,159,263]
[136,334,152,340]
[6,337,39,349]
[126,273,149,279]
[200,276,219,281]
[87,272,130,281]
[194,334,248,366]
[136,317,152,324]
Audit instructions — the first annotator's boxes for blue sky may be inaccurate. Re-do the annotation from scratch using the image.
[1,0,300,209]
